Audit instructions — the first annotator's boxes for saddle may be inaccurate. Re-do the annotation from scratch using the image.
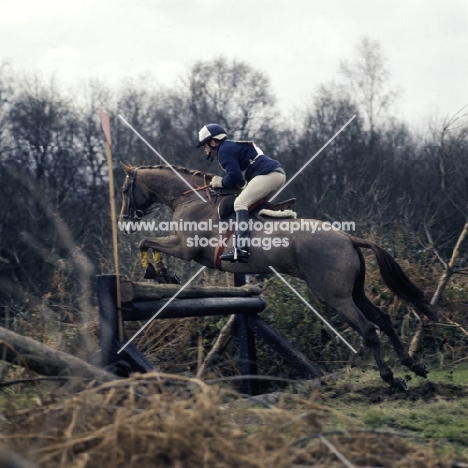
[216,191,297,221]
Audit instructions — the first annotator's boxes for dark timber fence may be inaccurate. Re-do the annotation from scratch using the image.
[96,274,322,395]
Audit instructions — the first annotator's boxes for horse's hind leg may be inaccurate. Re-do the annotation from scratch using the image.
[354,295,428,378]
[329,298,406,389]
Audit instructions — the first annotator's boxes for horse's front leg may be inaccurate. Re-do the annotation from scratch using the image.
[139,235,188,258]
[139,235,187,283]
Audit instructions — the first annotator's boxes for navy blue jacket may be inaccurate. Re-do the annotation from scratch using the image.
[216,140,283,189]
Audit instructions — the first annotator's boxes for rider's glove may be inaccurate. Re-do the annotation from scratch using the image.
[210,176,224,188]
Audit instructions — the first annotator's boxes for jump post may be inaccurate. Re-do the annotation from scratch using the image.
[96,274,322,395]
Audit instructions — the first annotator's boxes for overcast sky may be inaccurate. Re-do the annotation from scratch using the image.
[1,0,467,129]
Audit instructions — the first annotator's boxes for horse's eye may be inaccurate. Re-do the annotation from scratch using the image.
[122,188,128,194]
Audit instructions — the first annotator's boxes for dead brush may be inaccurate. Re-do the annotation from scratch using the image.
[3,373,307,468]
[1,372,453,468]
[128,318,200,373]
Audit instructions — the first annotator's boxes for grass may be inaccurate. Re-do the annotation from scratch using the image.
[0,361,466,467]
[316,363,468,459]
[1,333,466,466]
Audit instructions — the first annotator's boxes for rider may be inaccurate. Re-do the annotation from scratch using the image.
[197,123,286,263]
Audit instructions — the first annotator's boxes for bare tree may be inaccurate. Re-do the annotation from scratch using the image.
[184,57,278,144]
[339,37,400,138]
[408,108,468,355]
[424,108,468,305]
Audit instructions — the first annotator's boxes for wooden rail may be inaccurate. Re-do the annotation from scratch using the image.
[96,274,322,395]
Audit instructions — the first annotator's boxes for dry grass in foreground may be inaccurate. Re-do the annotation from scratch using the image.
[0,371,456,468]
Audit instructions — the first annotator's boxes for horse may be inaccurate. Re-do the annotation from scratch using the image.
[118,163,438,390]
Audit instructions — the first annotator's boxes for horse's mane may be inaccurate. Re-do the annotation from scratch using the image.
[124,163,215,178]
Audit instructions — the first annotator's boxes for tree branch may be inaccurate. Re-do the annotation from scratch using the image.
[0,326,117,383]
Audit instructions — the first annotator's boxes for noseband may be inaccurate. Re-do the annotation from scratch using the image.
[121,168,155,220]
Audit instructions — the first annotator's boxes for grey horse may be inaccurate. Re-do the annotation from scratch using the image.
[119,163,438,390]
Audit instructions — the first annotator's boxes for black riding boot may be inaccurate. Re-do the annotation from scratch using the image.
[220,209,250,263]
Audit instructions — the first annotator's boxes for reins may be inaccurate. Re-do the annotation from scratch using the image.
[181,171,213,203]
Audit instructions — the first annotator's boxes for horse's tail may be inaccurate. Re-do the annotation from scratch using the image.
[349,235,438,322]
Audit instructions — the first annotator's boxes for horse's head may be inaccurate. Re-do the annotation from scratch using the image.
[119,163,155,232]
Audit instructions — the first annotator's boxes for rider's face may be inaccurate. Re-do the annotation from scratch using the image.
[203,140,219,159]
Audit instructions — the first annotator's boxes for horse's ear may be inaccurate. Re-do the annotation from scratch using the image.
[120,161,133,175]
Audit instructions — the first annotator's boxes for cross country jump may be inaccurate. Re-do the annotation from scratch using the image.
[119,163,438,391]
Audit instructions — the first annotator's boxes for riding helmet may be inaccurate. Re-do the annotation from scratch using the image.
[197,123,227,147]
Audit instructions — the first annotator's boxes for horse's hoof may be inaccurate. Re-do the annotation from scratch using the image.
[392,377,409,392]
[412,362,428,378]
[155,268,181,284]
[138,239,149,250]
[143,264,157,279]
[168,272,181,284]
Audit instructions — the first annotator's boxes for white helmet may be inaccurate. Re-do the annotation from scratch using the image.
[197,123,227,147]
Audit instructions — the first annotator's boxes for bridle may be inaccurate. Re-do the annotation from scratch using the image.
[120,168,156,220]
[121,167,216,221]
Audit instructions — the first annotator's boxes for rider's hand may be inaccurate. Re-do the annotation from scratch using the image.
[210,176,223,188]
